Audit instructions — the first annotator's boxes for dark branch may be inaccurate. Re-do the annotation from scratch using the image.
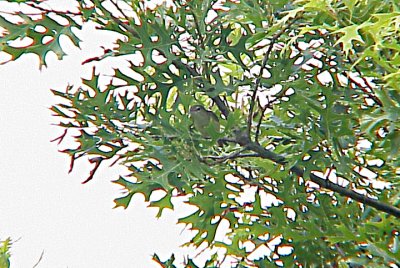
[106,1,141,39]
[110,16,140,39]
[346,70,383,107]
[211,94,230,118]
[255,102,269,143]
[50,129,68,145]
[32,250,45,268]
[110,0,129,20]
[308,172,400,217]
[239,138,400,218]
[25,2,82,16]
[346,55,382,106]
[254,87,288,143]
[170,58,231,117]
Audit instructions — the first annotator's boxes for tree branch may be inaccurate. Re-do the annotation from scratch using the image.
[109,12,140,39]
[190,10,205,50]
[32,250,44,268]
[241,139,400,218]
[103,11,399,217]
[110,0,129,20]
[25,1,82,16]
[347,56,383,107]
[255,101,268,143]
[346,71,383,107]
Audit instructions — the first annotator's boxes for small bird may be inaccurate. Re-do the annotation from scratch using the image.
[189,105,220,137]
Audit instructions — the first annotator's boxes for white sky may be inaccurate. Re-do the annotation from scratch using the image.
[0,22,197,267]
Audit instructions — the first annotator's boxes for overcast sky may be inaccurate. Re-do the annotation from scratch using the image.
[0,21,197,268]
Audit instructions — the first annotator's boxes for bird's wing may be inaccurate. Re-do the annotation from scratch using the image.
[207,110,219,122]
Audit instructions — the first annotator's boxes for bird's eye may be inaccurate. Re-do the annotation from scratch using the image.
[195,107,201,111]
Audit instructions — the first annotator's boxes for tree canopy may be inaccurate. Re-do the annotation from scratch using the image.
[1,0,400,267]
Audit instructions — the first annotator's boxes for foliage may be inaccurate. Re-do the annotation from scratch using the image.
[0,238,11,268]
[1,0,400,267]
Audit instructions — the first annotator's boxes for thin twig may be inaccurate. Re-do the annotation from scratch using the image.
[217,252,228,267]
[191,10,205,50]
[204,151,259,164]
[254,84,288,143]
[334,243,346,257]
[110,14,140,38]
[111,0,129,20]
[247,17,299,139]
[346,55,382,106]
[0,10,44,16]
[25,2,82,16]
[346,69,383,106]
[108,0,141,38]
[255,102,269,143]
[32,250,44,268]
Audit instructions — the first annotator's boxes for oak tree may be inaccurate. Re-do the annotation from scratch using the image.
[1,0,400,266]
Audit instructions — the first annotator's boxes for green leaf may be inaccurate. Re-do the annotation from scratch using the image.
[0,12,81,67]
[333,24,365,56]
[149,192,174,218]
